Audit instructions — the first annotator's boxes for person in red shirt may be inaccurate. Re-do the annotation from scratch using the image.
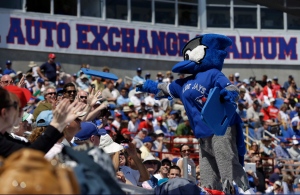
[261,103,271,121]
[263,79,277,99]
[138,114,154,133]
[272,76,281,95]
[267,98,279,121]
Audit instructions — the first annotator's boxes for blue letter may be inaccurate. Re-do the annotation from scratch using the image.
[121,28,135,52]
[254,37,262,59]
[166,33,177,56]
[151,31,166,55]
[278,37,297,60]
[178,33,190,56]
[263,37,277,59]
[76,24,89,49]
[226,36,240,59]
[90,26,108,51]
[136,30,151,54]
[6,18,25,44]
[41,21,56,47]
[57,23,70,48]
[25,19,40,45]
[240,37,254,59]
[108,27,120,51]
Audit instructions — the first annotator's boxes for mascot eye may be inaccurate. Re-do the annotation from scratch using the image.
[184,50,191,60]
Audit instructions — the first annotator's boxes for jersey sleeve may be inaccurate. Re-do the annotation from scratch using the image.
[168,78,186,99]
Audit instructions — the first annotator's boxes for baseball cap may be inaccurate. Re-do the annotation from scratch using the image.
[234,72,240,77]
[74,122,101,141]
[161,158,171,165]
[170,110,178,115]
[121,128,131,135]
[99,134,123,154]
[242,79,250,85]
[156,116,163,122]
[155,129,164,136]
[273,76,278,80]
[128,102,134,107]
[5,85,31,109]
[147,114,154,120]
[289,75,294,79]
[37,78,45,83]
[267,79,272,82]
[146,72,151,76]
[153,103,160,107]
[36,110,53,127]
[6,60,12,65]
[115,111,122,117]
[48,53,56,59]
[293,140,299,145]
[274,181,282,187]
[137,67,142,72]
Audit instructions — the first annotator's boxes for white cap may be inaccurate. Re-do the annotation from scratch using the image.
[234,72,240,77]
[99,134,123,154]
[293,140,299,145]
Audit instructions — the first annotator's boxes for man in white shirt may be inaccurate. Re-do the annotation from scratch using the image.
[130,91,143,111]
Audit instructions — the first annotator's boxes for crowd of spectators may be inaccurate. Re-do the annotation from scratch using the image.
[2,53,300,193]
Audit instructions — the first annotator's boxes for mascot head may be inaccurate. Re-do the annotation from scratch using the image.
[172,34,232,74]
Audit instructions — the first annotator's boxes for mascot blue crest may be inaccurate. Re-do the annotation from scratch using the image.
[172,34,232,74]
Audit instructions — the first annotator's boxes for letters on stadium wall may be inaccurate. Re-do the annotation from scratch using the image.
[0,13,298,65]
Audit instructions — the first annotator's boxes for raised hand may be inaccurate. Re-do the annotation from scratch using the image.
[50,99,86,132]
[86,88,102,107]
[17,75,26,88]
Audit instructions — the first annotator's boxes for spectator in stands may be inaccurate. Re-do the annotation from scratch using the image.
[268,98,279,121]
[102,80,117,106]
[128,113,138,134]
[132,67,145,87]
[33,86,57,119]
[130,91,143,111]
[282,173,295,194]
[32,78,45,96]
[237,101,248,123]
[228,74,234,84]
[117,88,130,107]
[37,53,57,85]
[73,122,102,146]
[283,75,295,91]
[145,72,151,80]
[152,130,169,153]
[63,82,77,103]
[261,103,271,121]
[252,155,266,193]
[91,77,105,92]
[275,138,291,159]
[142,154,160,189]
[234,72,242,87]
[247,99,261,127]
[112,111,122,131]
[172,98,186,117]
[163,71,172,83]
[132,128,148,148]
[289,103,300,120]
[260,137,275,159]
[263,79,277,104]
[76,74,90,90]
[152,103,165,118]
[138,114,154,133]
[277,104,290,131]
[25,73,35,91]
[77,90,88,104]
[145,93,160,108]
[175,116,192,136]
[257,74,268,88]
[154,116,169,136]
[291,121,300,138]
[253,86,264,102]
[249,76,262,92]
[288,139,300,160]
[154,158,171,181]
[287,80,298,96]
[167,110,181,134]
[277,87,287,99]
[140,136,153,160]
[3,60,16,75]
[247,141,260,157]
[168,165,181,179]
[120,143,150,186]
[265,180,283,194]
[239,88,249,109]
[0,74,14,87]
[176,144,196,181]
[294,178,300,193]
[272,76,281,94]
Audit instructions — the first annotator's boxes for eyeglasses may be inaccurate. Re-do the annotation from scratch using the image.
[66,90,77,95]
[144,161,157,165]
[46,92,57,96]
[181,149,191,153]
[80,96,87,99]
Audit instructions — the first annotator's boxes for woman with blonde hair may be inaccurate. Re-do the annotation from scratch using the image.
[277,104,290,130]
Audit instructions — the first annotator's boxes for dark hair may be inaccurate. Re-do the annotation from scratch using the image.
[63,82,76,92]
[0,88,12,110]
[168,165,181,174]
[179,144,190,152]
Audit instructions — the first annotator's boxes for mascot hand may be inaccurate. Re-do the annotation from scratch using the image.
[136,80,159,94]
[220,88,239,104]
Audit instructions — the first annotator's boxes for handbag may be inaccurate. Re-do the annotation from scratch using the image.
[0,149,80,194]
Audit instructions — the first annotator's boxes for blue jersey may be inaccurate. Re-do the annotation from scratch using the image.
[168,69,232,138]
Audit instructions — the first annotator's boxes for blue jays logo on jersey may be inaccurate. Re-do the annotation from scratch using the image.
[182,37,207,64]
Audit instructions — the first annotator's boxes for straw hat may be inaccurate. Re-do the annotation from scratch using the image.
[28,61,37,68]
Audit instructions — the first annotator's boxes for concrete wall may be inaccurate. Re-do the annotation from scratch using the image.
[1,48,299,86]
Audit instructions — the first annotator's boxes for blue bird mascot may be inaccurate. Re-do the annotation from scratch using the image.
[137,34,251,193]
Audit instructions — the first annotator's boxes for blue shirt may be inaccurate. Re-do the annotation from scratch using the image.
[117,96,130,107]
[3,68,16,75]
[274,145,291,159]
[132,75,145,86]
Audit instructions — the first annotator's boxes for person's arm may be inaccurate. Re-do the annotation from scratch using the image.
[111,151,120,171]
[126,142,150,182]
[36,66,48,81]
[177,158,185,177]
[85,103,108,121]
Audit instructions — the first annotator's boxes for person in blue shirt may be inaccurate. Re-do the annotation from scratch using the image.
[117,88,130,107]
[3,60,16,75]
[37,53,57,84]
[132,67,145,87]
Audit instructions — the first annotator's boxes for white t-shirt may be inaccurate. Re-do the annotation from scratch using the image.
[120,165,141,186]
[154,173,163,181]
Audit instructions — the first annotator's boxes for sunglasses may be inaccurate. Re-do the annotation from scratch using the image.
[65,90,77,95]
[80,96,87,99]
[46,92,57,96]
[181,149,191,153]
[2,80,13,84]
[144,161,157,165]
[6,101,18,110]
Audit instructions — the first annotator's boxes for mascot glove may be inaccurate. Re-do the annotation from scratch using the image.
[136,80,159,94]
[220,88,239,104]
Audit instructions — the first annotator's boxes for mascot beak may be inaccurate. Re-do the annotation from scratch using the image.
[172,60,198,74]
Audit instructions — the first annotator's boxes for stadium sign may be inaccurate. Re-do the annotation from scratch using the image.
[0,13,298,65]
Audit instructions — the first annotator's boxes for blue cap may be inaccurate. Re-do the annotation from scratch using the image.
[56,88,64,94]
[74,122,101,140]
[170,110,178,115]
[146,72,150,76]
[137,67,142,71]
[56,62,61,67]
[58,80,64,85]
[98,128,107,135]
[37,78,44,83]
[6,60,11,65]
[142,136,153,143]
[36,110,53,127]
[73,73,77,77]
